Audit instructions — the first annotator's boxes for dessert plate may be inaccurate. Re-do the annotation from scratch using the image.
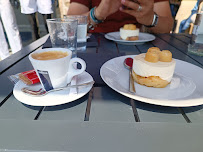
[13,71,94,106]
[100,55,203,107]
[104,32,155,45]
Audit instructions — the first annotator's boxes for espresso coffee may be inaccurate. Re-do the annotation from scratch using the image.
[32,51,68,60]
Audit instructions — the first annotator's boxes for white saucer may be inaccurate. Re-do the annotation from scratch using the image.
[13,71,94,106]
[105,32,155,45]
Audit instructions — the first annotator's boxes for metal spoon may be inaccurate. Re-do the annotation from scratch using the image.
[21,81,95,97]
[124,58,136,93]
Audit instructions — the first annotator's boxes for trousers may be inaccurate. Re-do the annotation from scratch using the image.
[0,0,22,60]
[19,0,53,40]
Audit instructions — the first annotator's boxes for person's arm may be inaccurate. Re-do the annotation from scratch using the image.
[68,1,122,29]
[67,2,89,15]
[151,1,174,33]
[120,0,174,33]
[68,0,122,18]
[67,3,95,30]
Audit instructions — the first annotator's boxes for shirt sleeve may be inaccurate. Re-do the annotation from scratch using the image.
[70,0,91,8]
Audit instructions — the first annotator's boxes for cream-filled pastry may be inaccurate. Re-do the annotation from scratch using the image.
[132,47,176,88]
[120,24,139,41]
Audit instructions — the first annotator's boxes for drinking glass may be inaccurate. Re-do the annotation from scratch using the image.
[46,18,78,58]
[65,15,88,52]
[188,13,203,56]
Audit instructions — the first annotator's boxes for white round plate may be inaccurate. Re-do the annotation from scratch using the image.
[13,71,94,106]
[100,55,203,107]
[104,32,155,45]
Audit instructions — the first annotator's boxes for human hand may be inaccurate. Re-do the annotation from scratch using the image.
[120,0,155,26]
[95,0,122,20]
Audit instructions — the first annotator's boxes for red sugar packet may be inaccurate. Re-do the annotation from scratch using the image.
[18,70,40,85]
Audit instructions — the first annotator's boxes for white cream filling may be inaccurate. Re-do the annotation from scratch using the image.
[120,28,139,40]
[132,54,176,82]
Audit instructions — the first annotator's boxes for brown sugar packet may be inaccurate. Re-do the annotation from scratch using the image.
[18,70,40,85]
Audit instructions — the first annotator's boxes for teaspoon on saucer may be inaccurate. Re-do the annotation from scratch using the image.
[21,81,95,97]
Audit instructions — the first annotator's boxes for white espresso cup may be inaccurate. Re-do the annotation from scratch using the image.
[29,48,86,91]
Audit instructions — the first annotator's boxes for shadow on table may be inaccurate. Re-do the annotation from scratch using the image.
[22,93,88,111]
[95,83,203,114]
[45,94,88,111]
[99,86,203,114]
[134,100,203,114]
[100,86,131,106]
[183,105,203,113]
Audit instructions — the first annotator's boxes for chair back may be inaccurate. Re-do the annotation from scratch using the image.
[174,0,197,33]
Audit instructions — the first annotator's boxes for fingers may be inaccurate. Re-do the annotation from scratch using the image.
[120,0,154,26]
[120,0,140,12]
[120,0,154,12]
[120,0,142,18]
[137,5,142,12]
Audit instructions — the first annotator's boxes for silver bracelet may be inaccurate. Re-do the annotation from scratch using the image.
[145,13,159,28]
